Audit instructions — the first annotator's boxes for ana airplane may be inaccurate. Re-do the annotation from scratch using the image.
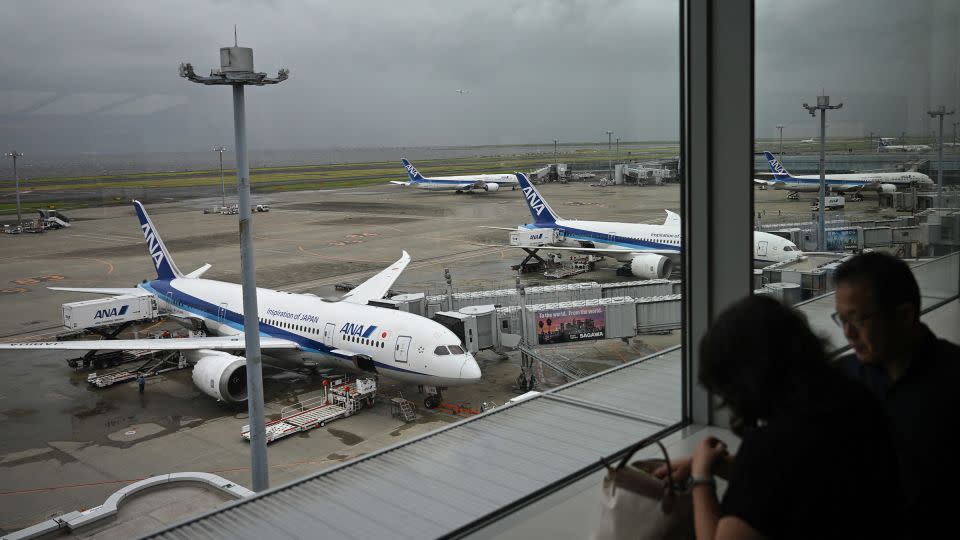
[754,151,933,199]
[491,173,801,276]
[391,158,519,193]
[0,202,481,408]
[878,138,931,152]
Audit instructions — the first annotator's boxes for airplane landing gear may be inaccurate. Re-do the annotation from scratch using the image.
[787,192,800,200]
[420,385,445,409]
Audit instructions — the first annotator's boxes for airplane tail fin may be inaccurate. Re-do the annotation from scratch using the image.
[133,200,184,280]
[516,173,560,225]
[401,158,425,183]
[763,151,792,179]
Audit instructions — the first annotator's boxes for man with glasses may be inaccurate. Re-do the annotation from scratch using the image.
[833,251,959,537]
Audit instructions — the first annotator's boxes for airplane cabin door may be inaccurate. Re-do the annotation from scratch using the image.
[217,303,228,325]
[756,240,768,258]
[395,336,411,363]
[322,323,336,347]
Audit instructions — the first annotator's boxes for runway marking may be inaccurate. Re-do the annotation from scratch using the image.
[11,275,65,286]
[0,287,28,295]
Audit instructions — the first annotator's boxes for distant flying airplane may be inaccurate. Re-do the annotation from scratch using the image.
[391,158,519,193]
[488,173,801,277]
[456,89,469,94]
[0,201,481,408]
[754,151,933,199]
[877,138,931,152]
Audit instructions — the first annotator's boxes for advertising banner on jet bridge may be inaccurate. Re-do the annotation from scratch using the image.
[536,306,605,345]
[826,228,859,252]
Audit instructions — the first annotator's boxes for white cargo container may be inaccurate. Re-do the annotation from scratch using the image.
[62,295,160,330]
[509,228,561,247]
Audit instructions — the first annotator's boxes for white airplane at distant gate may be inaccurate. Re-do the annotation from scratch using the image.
[488,173,802,278]
[754,151,933,197]
[0,202,481,408]
[878,138,932,152]
[391,158,519,192]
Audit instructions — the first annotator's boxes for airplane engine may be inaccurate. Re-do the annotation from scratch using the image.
[880,183,897,193]
[630,254,673,279]
[483,182,500,192]
[190,350,247,402]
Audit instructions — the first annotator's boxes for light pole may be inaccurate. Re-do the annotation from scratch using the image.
[214,145,228,208]
[616,137,620,164]
[776,125,784,157]
[180,40,288,493]
[803,94,843,252]
[953,121,959,145]
[4,151,23,226]
[605,131,613,179]
[928,106,955,207]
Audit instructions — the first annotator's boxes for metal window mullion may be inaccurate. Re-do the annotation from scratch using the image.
[682,0,755,427]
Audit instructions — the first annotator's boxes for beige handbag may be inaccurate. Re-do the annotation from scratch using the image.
[591,440,694,540]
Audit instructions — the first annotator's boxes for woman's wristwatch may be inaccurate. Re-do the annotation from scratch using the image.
[688,475,716,489]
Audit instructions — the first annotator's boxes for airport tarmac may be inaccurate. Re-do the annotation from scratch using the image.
[0,180,899,533]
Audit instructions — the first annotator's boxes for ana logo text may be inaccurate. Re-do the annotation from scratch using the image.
[522,187,546,216]
[771,159,788,176]
[405,163,421,179]
[340,323,377,339]
[94,305,129,319]
[140,223,165,269]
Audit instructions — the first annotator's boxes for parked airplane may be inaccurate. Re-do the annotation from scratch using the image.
[878,138,931,152]
[0,202,481,408]
[754,151,933,199]
[492,173,801,276]
[391,158,519,192]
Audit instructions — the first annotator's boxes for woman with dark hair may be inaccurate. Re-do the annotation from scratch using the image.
[659,295,903,539]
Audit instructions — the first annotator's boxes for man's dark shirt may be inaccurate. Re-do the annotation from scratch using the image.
[836,324,960,538]
[721,371,902,538]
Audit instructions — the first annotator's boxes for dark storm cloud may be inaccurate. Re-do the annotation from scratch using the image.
[0,0,954,154]
[755,0,959,139]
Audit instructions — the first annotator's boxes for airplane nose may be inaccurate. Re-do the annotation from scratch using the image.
[460,355,482,381]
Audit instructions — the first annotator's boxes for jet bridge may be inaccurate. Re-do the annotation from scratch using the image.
[431,294,681,355]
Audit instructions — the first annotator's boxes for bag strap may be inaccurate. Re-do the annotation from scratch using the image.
[602,438,675,486]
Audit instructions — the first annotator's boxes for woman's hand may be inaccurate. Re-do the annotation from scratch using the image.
[653,456,692,483]
[691,436,729,477]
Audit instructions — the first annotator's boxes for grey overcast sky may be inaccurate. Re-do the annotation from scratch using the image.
[0,0,956,154]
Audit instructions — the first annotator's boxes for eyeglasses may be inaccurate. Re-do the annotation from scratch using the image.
[831,310,880,328]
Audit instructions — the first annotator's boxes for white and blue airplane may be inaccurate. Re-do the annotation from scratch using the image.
[493,173,802,276]
[754,151,932,199]
[878,138,931,152]
[391,158,519,192]
[0,201,481,408]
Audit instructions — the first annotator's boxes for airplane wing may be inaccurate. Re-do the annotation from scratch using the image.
[340,251,411,305]
[0,335,300,351]
[663,210,681,227]
[48,287,152,297]
[479,226,521,231]
[389,181,411,186]
[753,178,778,186]
[185,264,212,278]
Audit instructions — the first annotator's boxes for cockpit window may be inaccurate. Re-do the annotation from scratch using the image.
[434,346,450,355]
[448,345,464,354]
[783,246,795,251]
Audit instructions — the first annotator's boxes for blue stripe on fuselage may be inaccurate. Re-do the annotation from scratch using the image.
[522,223,678,252]
[140,281,432,377]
